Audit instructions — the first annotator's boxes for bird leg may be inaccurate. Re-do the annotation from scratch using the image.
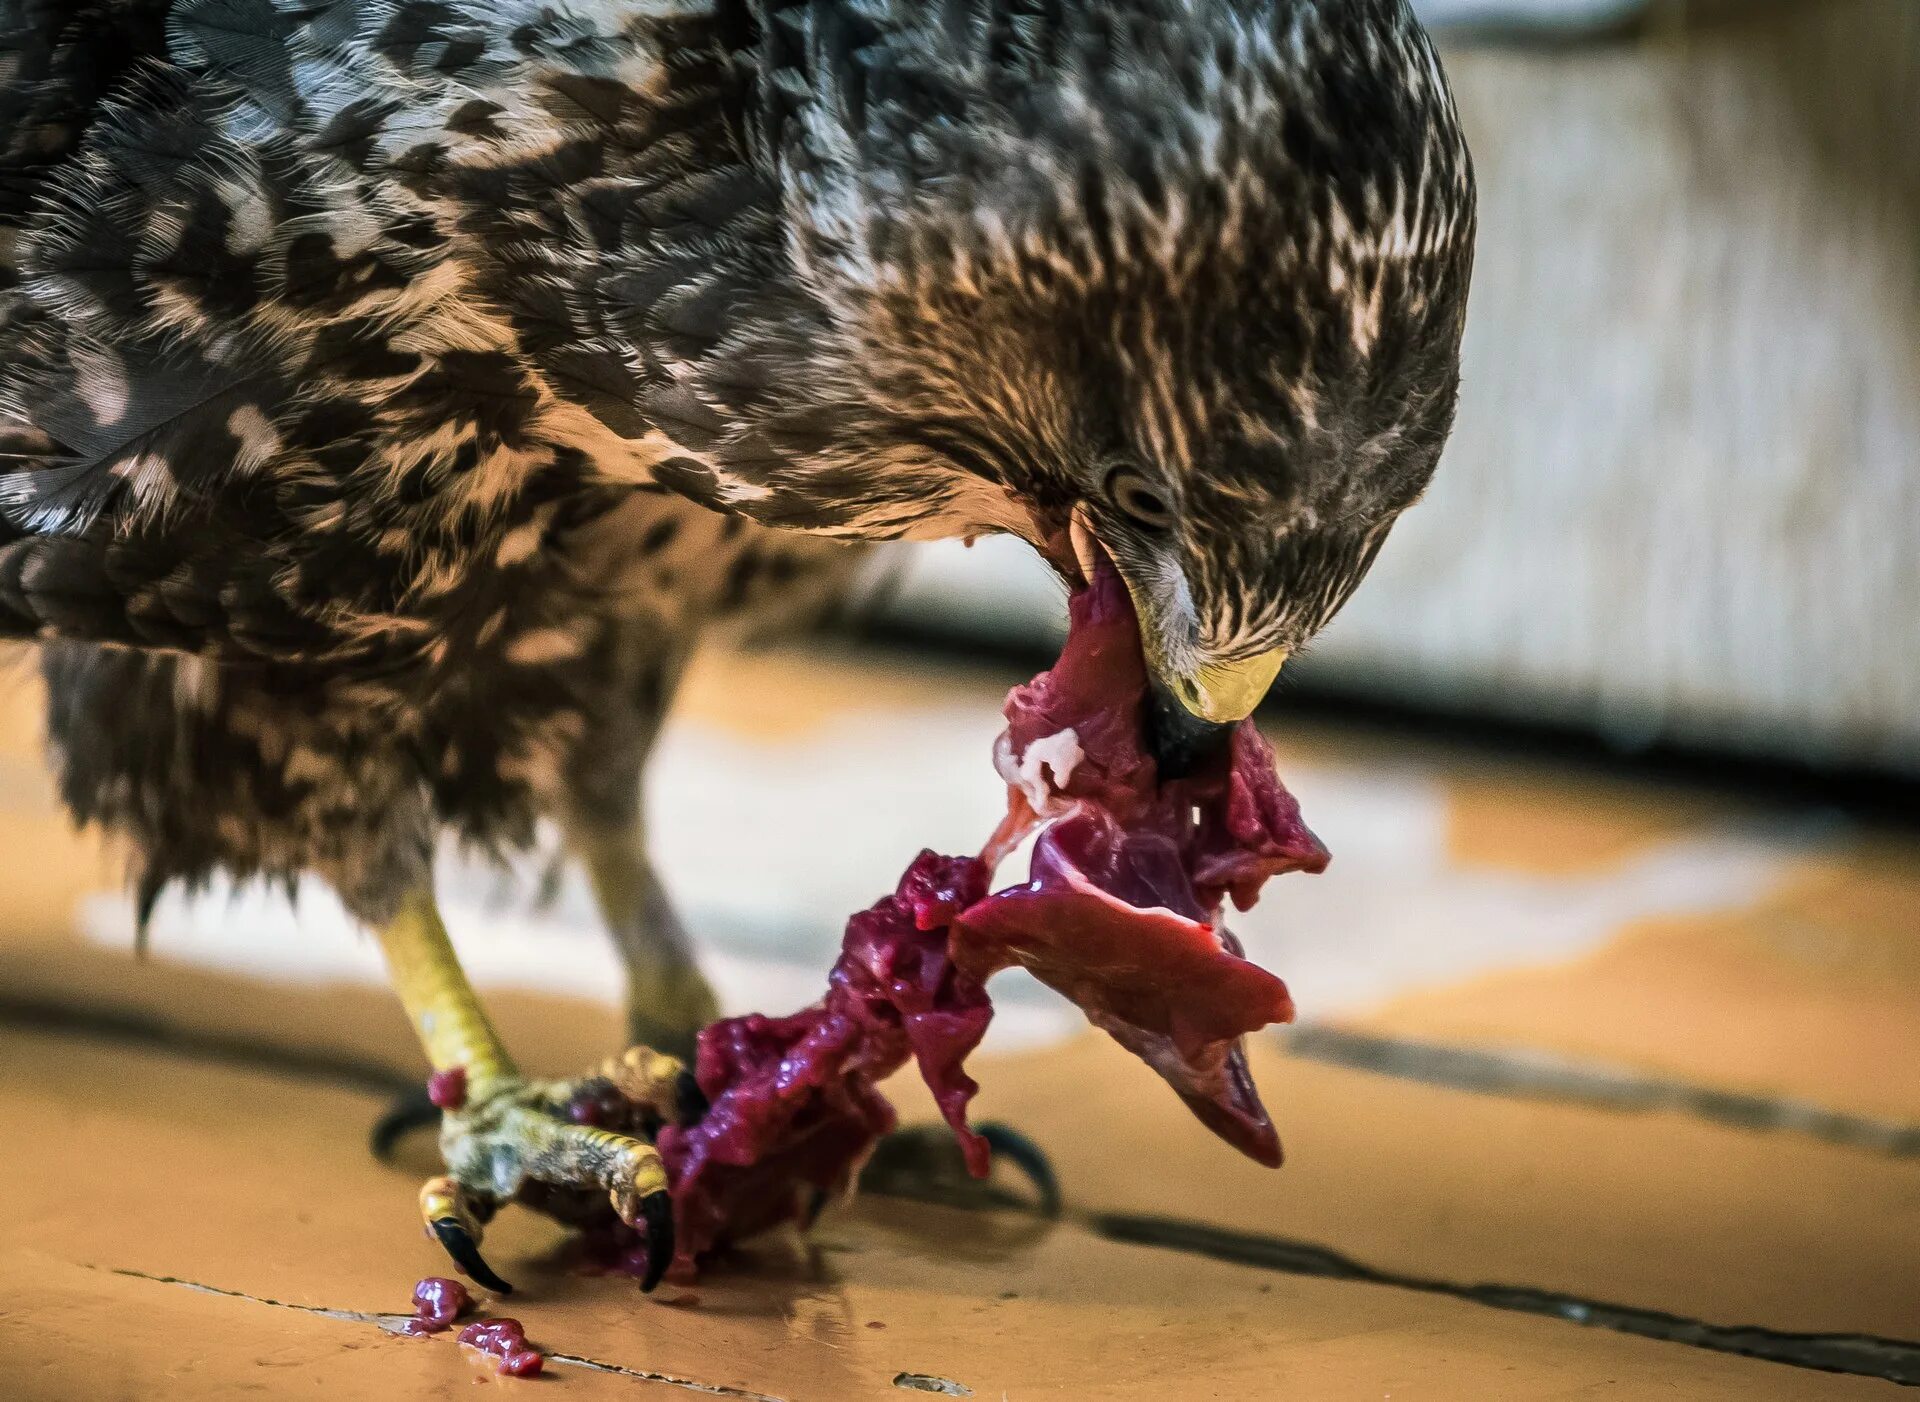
[373,890,697,1292]
[571,822,718,1062]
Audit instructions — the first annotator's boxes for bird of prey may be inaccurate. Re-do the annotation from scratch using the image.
[0,0,1474,1289]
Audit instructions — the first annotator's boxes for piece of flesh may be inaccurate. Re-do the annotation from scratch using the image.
[399,1276,543,1376]
[400,1276,474,1336]
[457,1319,546,1377]
[658,560,1327,1269]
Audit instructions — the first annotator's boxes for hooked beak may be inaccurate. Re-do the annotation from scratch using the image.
[1068,507,1287,777]
[1144,649,1287,778]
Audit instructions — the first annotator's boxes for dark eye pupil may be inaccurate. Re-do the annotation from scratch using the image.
[1110,471,1171,527]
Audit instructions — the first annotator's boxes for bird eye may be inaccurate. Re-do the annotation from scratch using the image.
[1105,467,1175,532]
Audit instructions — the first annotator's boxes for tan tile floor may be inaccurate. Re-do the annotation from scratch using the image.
[0,645,1915,1398]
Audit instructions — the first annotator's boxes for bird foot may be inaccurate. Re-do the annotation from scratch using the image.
[859,1122,1062,1218]
[398,1047,707,1294]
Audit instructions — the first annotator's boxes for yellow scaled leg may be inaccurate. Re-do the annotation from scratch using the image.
[374,891,695,1293]
[378,891,516,1092]
[571,823,719,1061]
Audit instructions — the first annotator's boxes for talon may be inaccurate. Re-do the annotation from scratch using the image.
[430,1217,515,1296]
[606,1152,675,1291]
[636,1189,675,1292]
[858,1122,1062,1217]
[674,1068,709,1125]
[980,1123,1062,1217]
[802,1185,831,1229]
[370,1086,443,1161]
[421,1175,514,1295]
[575,1129,675,1289]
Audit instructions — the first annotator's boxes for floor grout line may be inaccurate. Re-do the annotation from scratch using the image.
[98,1266,788,1401]
[1283,1023,1920,1158]
[1079,1212,1920,1388]
[860,1161,1920,1389]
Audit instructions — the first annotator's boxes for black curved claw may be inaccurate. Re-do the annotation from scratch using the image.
[674,1069,709,1126]
[980,1123,1063,1217]
[801,1185,831,1229]
[369,1087,442,1161]
[429,1217,515,1296]
[636,1191,675,1293]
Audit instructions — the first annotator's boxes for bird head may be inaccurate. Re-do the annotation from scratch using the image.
[694,0,1474,769]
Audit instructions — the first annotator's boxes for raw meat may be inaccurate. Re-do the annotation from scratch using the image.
[658,560,1326,1268]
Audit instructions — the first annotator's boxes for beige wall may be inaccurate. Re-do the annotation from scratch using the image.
[1336,0,1920,765]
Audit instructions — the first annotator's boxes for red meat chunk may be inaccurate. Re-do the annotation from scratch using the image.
[458,1318,545,1377]
[658,560,1327,1268]
[400,1276,473,1336]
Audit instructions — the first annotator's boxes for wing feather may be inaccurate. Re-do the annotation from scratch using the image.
[0,0,799,657]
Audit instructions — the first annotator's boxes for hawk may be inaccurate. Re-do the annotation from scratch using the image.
[0,0,1474,1289]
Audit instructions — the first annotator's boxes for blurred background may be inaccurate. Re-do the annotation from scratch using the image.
[2,2,1917,1396]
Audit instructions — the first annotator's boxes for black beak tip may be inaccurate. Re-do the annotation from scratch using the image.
[1146,681,1235,779]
